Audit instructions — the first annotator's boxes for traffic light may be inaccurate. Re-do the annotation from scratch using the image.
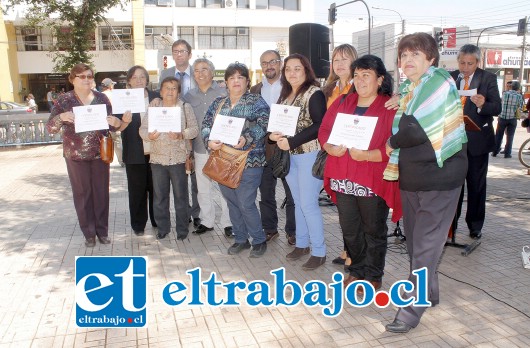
[328,3,337,25]
[435,30,444,49]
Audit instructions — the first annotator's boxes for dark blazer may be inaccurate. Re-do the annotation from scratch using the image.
[117,89,159,164]
[450,68,501,156]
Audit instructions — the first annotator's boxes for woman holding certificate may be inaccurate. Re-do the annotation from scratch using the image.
[201,63,270,258]
[269,54,327,270]
[46,63,122,247]
[116,65,159,236]
[318,54,401,292]
[383,33,467,333]
[139,76,198,241]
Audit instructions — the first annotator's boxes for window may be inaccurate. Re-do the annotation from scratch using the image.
[237,0,249,8]
[256,0,298,10]
[176,27,195,47]
[99,27,133,50]
[198,26,249,49]
[54,27,96,51]
[175,0,196,6]
[16,27,43,51]
[145,26,173,49]
[203,0,223,8]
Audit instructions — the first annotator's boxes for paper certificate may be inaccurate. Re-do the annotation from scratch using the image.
[111,88,146,114]
[458,88,477,97]
[73,104,109,133]
[267,104,300,136]
[326,113,378,150]
[147,107,181,133]
[208,114,246,145]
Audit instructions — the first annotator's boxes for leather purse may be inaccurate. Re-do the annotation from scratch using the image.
[522,117,529,128]
[311,149,327,180]
[270,146,290,179]
[99,134,114,164]
[203,144,252,189]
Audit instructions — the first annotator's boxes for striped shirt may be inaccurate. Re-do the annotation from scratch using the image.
[499,90,524,119]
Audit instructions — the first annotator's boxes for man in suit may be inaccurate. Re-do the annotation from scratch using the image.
[450,44,502,239]
[250,50,296,245]
[159,39,200,227]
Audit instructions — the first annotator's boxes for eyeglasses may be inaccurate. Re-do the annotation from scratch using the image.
[172,50,189,55]
[75,74,94,80]
[260,59,281,68]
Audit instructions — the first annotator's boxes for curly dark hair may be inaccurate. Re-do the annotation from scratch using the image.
[350,55,393,97]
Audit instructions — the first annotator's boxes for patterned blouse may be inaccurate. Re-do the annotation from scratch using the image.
[202,93,269,168]
[46,90,114,161]
[139,99,198,166]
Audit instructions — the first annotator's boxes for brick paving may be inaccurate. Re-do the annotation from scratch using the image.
[0,125,529,348]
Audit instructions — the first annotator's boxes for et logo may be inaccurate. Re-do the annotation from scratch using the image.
[75,256,148,328]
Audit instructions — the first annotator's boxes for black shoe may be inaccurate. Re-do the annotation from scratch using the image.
[265,230,279,242]
[156,231,169,240]
[332,256,346,265]
[250,242,267,258]
[193,224,213,235]
[224,226,234,237]
[470,230,482,239]
[491,152,497,157]
[193,217,201,227]
[97,236,111,244]
[228,240,251,255]
[385,319,413,333]
[177,234,188,241]
[85,237,96,247]
[504,155,512,158]
[133,229,145,236]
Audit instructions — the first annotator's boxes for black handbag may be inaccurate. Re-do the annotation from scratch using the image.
[270,146,290,178]
[312,149,328,180]
[522,118,529,128]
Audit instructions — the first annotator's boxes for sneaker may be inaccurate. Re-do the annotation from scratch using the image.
[265,230,279,242]
[224,226,234,237]
[228,240,251,255]
[302,256,326,270]
[249,242,267,258]
[286,247,310,260]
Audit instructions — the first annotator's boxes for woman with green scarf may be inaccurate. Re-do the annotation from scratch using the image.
[383,32,468,334]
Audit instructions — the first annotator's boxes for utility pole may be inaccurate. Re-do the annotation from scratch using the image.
[519,16,527,83]
[328,1,371,54]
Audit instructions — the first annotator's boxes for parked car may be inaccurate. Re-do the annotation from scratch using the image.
[0,101,36,116]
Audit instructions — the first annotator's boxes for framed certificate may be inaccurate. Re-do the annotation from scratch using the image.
[111,88,146,114]
[326,113,378,150]
[73,104,109,133]
[267,104,300,136]
[208,114,246,145]
[147,107,181,133]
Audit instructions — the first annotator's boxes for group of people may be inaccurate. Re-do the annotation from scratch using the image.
[48,33,507,333]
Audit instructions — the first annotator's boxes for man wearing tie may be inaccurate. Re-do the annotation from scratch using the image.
[450,44,501,239]
[159,39,200,227]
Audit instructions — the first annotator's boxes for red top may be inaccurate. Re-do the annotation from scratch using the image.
[318,93,402,222]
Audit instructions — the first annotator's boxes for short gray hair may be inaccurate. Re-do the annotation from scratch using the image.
[192,58,215,72]
[458,44,481,62]
[511,81,521,91]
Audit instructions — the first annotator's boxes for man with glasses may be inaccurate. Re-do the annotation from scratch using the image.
[160,39,201,228]
[250,50,296,245]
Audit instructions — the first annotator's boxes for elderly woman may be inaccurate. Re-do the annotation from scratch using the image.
[139,76,198,241]
[116,65,159,236]
[319,54,402,290]
[383,33,468,333]
[46,63,121,247]
[269,54,327,270]
[202,63,269,258]
[322,43,358,267]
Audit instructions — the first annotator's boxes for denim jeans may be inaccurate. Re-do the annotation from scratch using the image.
[219,167,265,245]
[494,118,517,156]
[151,163,189,238]
[285,151,325,257]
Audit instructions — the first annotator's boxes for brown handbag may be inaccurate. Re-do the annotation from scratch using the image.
[99,134,114,164]
[202,144,252,189]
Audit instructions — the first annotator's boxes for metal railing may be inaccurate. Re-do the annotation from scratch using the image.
[0,114,62,147]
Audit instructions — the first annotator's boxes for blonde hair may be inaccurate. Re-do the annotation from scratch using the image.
[322,44,358,99]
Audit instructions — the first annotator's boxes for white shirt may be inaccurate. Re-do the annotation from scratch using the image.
[261,77,282,107]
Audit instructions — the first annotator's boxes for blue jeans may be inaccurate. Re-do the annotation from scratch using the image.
[494,118,517,156]
[219,167,265,245]
[285,151,325,257]
[151,163,189,238]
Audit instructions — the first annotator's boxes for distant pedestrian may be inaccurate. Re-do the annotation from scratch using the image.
[27,94,37,112]
[493,80,524,158]
[46,86,57,111]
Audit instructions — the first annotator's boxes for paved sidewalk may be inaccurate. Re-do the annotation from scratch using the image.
[0,126,529,348]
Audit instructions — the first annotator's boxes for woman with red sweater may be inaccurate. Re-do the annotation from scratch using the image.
[318,55,402,290]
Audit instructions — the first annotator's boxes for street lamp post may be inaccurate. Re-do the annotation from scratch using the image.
[329,1,371,54]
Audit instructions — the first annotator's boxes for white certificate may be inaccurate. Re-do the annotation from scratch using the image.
[147,107,181,133]
[458,88,477,97]
[73,104,109,133]
[209,114,245,146]
[111,88,146,114]
[326,113,378,150]
[267,104,300,136]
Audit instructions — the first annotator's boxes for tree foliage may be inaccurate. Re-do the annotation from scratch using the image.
[2,0,130,72]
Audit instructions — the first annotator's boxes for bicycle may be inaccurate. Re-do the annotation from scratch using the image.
[519,136,530,168]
